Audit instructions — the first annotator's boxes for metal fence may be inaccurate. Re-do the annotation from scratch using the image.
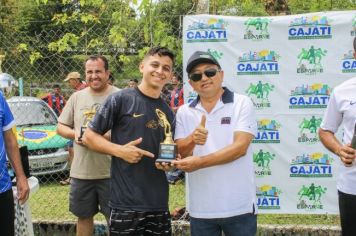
[1,12,342,235]
[1,14,189,234]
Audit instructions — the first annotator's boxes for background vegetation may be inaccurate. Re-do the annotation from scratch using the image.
[0,0,355,88]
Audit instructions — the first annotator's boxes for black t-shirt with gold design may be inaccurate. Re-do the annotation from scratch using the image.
[89,87,175,211]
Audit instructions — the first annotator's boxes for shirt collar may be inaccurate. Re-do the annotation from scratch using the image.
[189,87,234,108]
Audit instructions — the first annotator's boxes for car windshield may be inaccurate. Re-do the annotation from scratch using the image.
[8,101,57,126]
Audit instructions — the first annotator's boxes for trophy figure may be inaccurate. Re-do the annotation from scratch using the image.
[155,109,177,163]
[78,108,96,141]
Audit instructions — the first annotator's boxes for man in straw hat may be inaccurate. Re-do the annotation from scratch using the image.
[64,71,87,91]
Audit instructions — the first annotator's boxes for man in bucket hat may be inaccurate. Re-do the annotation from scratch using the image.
[64,72,87,91]
[60,71,87,186]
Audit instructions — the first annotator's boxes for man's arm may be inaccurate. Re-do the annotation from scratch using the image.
[83,127,154,164]
[319,128,355,165]
[5,129,30,204]
[56,122,75,140]
[176,135,196,157]
[173,131,254,172]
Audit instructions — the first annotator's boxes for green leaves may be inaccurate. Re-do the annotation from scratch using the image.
[48,33,79,52]
[16,44,28,53]
[15,44,42,65]
[29,52,43,65]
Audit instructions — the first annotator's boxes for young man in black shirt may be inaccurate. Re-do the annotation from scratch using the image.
[83,47,175,235]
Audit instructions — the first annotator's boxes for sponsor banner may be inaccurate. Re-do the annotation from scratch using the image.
[183,11,356,214]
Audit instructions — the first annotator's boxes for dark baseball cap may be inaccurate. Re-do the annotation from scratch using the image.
[186,51,221,74]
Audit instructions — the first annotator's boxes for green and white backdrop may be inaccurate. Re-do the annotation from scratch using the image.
[182,10,356,214]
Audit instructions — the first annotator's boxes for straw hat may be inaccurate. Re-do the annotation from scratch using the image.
[64,72,81,82]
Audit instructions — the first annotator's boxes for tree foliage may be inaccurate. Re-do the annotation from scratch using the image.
[0,0,355,83]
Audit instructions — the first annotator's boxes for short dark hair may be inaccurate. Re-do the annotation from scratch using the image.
[85,55,109,71]
[130,79,138,83]
[354,37,356,51]
[53,84,60,89]
[144,46,175,64]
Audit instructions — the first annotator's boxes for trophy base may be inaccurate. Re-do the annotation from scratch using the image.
[78,127,87,142]
[156,143,177,164]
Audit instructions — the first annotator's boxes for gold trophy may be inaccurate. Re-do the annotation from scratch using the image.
[155,109,177,163]
[78,108,96,141]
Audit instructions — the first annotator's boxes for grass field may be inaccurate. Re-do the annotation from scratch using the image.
[29,181,340,226]
[29,181,186,222]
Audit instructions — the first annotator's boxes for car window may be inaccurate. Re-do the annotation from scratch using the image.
[8,101,57,126]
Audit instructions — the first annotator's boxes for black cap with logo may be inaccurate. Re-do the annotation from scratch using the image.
[186,51,221,74]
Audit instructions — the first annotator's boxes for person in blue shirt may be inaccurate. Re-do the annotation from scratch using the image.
[0,92,29,235]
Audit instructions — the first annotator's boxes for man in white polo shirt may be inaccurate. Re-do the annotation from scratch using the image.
[173,51,257,236]
[318,37,356,236]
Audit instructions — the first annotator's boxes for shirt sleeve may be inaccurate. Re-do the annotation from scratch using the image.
[234,96,257,136]
[1,94,15,131]
[174,106,188,140]
[88,94,118,135]
[320,91,342,133]
[58,94,75,127]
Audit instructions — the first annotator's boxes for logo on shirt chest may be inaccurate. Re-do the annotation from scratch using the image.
[221,117,231,124]
[133,113,144,118]
[146,120,159,129]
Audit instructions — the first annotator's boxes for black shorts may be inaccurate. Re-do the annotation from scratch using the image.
[69,178,110,219]
[0,189,15,236]
[110,209,171,236]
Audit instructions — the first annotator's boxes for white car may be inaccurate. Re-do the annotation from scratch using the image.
[7,96,69,176]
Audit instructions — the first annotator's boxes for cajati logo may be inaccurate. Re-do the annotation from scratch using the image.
[290,152,333,178]
[186,18,228,43]
[289,83,331,109]
[288,15,332,40]
[256,185,281,209]
[341,49,356,73]
[253,119,281,143]
[237,50,280,75]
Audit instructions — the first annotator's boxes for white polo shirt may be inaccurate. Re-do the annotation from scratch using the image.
[320,77,356,195]
[175,88,257,218]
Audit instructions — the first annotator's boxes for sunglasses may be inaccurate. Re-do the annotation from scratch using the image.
[189,68,220,82]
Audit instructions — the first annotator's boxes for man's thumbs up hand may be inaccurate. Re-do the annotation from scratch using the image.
[192,115,208,145]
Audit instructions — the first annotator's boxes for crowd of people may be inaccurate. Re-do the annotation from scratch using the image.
[1,37,356,236]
